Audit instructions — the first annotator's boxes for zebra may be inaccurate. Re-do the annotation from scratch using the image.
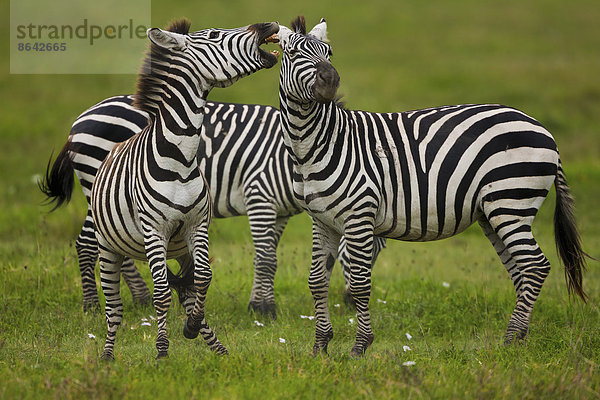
[44,18,280,360]
[42,94,387,317]
[275,17,589,357]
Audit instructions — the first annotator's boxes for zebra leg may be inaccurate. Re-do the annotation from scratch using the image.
[98,241,124,361]
[182,223,228,355]
[309,220,341,356]
[120,257,151,307]
[174,253,197,316]
[76,210,100,312]
[345,228,376,357]
[340,236,386,309]
[247,205,288,319]
[480,214,551,344]
[143,230,172,359]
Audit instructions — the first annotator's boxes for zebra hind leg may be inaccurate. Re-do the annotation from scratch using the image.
[183,223,228,355]
[76,211,100,312]
[247,207,288,320]
[120,257,151,307]
[98,242,124,361]
[479,215,551,344]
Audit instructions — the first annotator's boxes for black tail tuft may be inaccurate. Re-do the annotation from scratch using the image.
[167,258,195,305]
[554,162,589,303]
[39,140,76,212]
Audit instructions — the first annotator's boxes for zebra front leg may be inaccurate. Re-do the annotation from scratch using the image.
[339,236,386,309]
[182,223,228,355]
[98,241,124,361]
[309,221,341,356]
[344,223,376,357]
[143,230,172,359]
[120,257,151,307]
[76,210,100,312]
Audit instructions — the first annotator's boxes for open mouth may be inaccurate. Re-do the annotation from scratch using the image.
[253,22,280,68]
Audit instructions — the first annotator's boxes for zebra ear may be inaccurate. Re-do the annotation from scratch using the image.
[147,28,187,50]
[308,18,328,42]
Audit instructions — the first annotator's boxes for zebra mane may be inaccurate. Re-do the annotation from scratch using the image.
[133,18,192,115]
[291,16,306,34]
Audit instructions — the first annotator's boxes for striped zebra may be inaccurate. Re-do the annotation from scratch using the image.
[43,18,280,360]
[276,17,588,357]
[42,94,386,316]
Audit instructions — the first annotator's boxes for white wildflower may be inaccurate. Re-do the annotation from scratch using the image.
[279,338,286,343]
[405,332,412,341]
[141,322,151,326]
[348,318,355,325]
[141,317,148,322]
[377,299,387,304]
[403,345,411,352]
[333,304,340,308]
[87,333,96,339]
[254,320,264,327]
[442,282,450,288]
[300,315,315,320]
[402,361,416,366]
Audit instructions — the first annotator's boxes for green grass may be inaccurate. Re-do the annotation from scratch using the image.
[1,0,599,398]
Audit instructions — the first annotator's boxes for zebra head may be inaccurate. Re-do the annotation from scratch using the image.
[146,19,280,90]
[277,17,340,104]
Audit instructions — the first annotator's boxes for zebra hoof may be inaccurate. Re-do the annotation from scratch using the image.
[156,351,169,360]
[503,331,527,345]
[310,345,328,357]
[259,301,277,320]
[183,319,200,339]
[349,347,365,358]
[214,344,229,356]
[100,351,115,362]
[248,301,277,320]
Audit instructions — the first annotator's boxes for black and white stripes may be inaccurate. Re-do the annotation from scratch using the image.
[88,19,278,359]
[276,17,586,357]
[44,92,387,318]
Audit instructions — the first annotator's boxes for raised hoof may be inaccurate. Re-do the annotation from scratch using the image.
[100,351,115,362]
[183,319,200,339]
[156,351,169,360]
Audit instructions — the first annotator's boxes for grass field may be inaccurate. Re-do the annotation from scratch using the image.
[1,0,599,398]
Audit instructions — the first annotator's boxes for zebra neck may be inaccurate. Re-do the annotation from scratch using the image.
[279,94,340,163]
[149,93,208,167]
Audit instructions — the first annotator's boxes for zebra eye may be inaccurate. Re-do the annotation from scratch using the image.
[209,31,219,40]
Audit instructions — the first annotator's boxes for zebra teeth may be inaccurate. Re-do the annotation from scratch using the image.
[270,50,280,58]
[264,33,279,44]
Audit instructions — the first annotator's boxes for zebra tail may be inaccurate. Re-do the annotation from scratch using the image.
[166,257,197,305]
[39,139,75,212]
[553,161,589,303]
